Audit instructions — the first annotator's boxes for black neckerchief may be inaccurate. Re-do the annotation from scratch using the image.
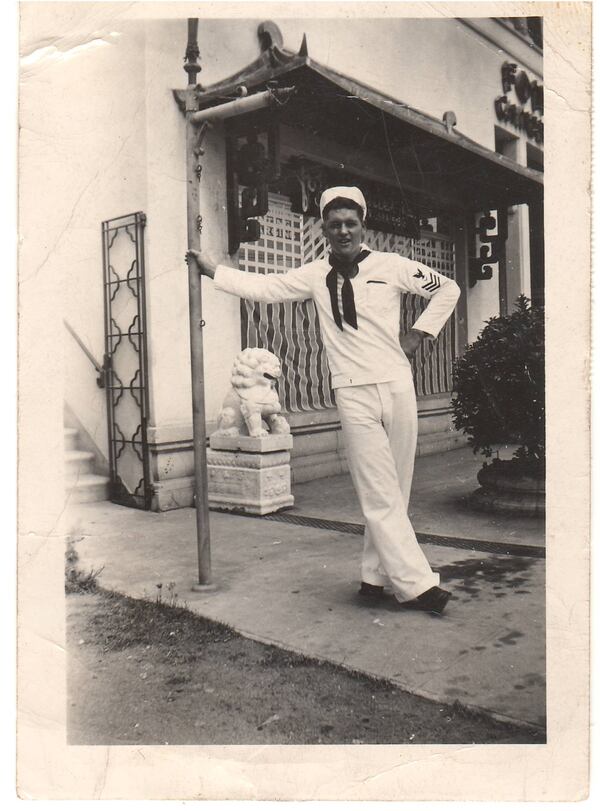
[326,249,371,331]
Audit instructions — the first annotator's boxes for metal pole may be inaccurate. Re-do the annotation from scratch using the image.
[189,89,292,124]
[177,21,294,587]
[184,19,213,588]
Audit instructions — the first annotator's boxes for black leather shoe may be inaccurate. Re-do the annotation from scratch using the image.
[396,586,451,615]
[358,581,385,604]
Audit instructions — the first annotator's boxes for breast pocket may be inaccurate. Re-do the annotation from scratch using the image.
[366,281,394,311]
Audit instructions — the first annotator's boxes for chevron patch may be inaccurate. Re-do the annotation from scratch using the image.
[422,272,441,292]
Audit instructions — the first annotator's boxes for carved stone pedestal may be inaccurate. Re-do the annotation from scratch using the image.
[207,434,294,515]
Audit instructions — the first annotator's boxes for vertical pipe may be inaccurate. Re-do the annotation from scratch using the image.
[184,19,201,86]
[528,194,545,307]
[225,132,240,255]
[137,213,153,510]
[497,207,509,317]
[184,19,213,586]
[101,222,115,498]
[452,214,470,356]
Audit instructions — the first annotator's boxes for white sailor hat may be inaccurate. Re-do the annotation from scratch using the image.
[319,186,367,220]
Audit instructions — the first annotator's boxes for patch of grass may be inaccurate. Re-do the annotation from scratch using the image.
[65,538,104,594]
[86,590,235,657]
[153,581,185,608]
[69,588,546,745]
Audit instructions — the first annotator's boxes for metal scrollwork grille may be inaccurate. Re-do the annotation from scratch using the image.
[102,212,152,509]
[239,194,457,411]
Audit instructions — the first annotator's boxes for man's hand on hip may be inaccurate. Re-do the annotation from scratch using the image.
[185,249,216,279]
[400,328,428,359]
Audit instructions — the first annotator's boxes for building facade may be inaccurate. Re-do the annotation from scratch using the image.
[22,12,543,510]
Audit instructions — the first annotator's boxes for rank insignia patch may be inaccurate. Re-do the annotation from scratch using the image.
[422,272,441,292]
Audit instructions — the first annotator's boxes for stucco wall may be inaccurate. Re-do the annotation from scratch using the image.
[467,266,501,344]
[143,20,242,438]
[21,16,150,460]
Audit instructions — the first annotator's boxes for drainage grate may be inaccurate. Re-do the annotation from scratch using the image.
[257,512,546,559]
[263,513,364,535]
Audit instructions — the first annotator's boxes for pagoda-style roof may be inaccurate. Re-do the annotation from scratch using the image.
[180,21,543,212]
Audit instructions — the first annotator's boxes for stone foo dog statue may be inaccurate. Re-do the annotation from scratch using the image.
[213,348,291,438]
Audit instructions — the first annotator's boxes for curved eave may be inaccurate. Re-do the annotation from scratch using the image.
[195,50,308,106]
[193,53,543,203]
[305,59,543,192]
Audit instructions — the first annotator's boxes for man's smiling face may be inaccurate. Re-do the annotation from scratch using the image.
[322,207,366,261]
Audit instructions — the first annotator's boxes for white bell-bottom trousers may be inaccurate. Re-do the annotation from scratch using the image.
[335,380,440,601]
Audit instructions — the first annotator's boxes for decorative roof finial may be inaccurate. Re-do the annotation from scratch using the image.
[257,21,284,52]
[443,111,457,133]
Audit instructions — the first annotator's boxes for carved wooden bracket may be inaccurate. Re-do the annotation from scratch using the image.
[226,125,281,254]
[469,209,508,287]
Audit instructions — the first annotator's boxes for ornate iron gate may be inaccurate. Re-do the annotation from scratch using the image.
[102,211,152,509]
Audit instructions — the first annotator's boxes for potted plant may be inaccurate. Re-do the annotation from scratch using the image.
[451,295,544,516]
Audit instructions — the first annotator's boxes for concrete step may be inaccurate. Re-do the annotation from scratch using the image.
[292,453,348,484]
[416,432,468,457]
[65,450,96,481]
[68,473,110,504]
[64,427,79,452]
[64,425,110,503]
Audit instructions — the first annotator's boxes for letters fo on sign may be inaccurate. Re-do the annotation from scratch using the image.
[494,62,544,144]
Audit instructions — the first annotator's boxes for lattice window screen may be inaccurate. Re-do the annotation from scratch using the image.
[409,235,457,396]
[239,195,334,412]
[239,194,457,412]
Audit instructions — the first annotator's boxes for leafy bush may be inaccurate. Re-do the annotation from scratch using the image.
[451,296,544,463]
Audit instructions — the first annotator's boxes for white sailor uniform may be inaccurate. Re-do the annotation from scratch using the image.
[213,248,460,601]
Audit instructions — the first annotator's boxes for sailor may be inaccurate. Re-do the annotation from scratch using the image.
[186,186,460,615]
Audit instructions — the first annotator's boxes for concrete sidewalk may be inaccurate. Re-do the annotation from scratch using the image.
[70,455,546,730]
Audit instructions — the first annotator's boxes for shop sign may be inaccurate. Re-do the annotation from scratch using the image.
[286,159,421,239]
[494,62,544,143]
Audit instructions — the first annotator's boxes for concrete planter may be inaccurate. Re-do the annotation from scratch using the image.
[469,459,545,518]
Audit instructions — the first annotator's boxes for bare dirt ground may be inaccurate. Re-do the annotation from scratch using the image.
[67,590,544,746]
